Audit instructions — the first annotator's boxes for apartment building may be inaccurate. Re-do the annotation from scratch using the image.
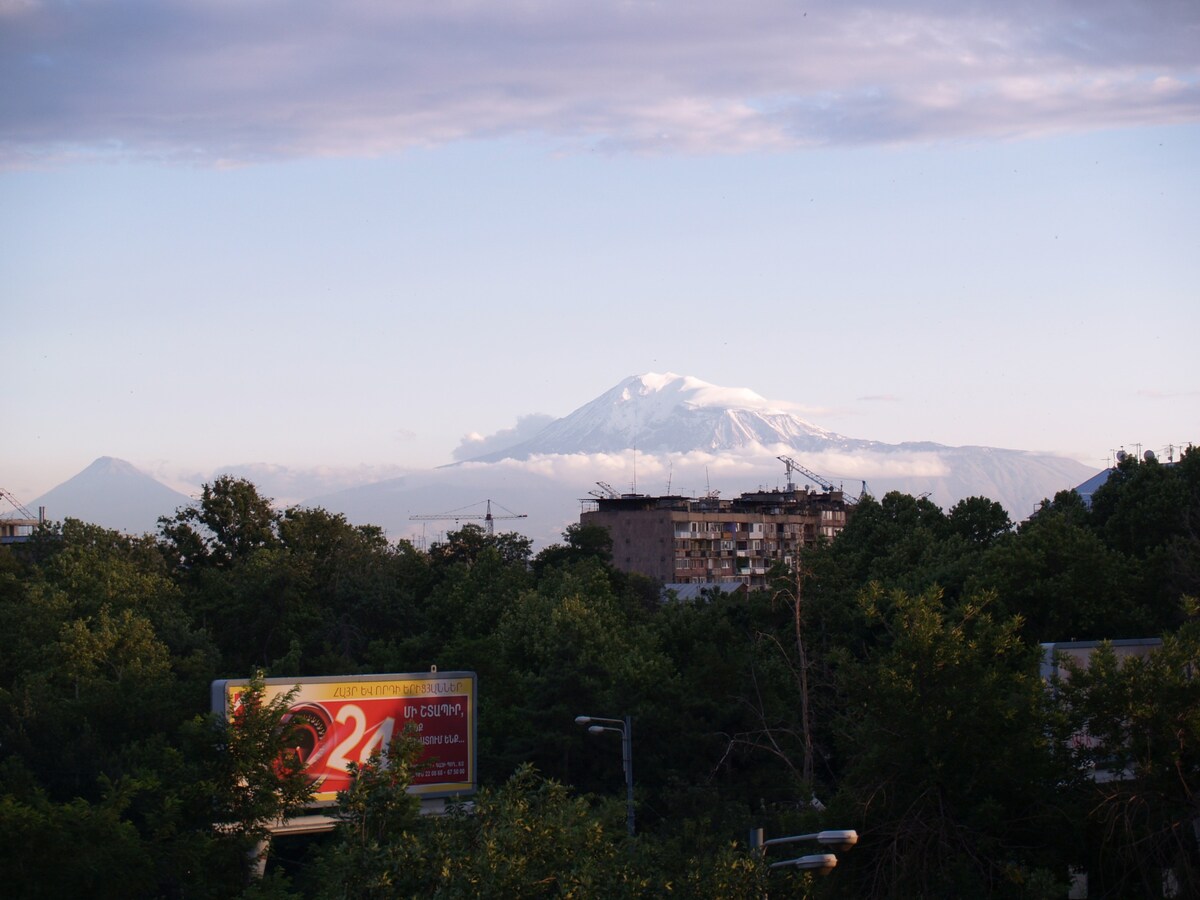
[580,487,851,587]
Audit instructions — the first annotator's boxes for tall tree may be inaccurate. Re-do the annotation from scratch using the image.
[827,586,1074,899]
[159,476,280,571]
[1058,603,1200,897]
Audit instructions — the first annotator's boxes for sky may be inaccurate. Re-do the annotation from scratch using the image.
[2,0,1198,503]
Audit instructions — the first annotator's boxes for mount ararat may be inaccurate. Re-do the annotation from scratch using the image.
[15,374,1098,547]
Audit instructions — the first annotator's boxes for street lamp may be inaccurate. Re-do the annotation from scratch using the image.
[749,828,858,876]
[575,714,634,836]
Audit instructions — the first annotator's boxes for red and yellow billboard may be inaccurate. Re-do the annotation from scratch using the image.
[212,672,477,803]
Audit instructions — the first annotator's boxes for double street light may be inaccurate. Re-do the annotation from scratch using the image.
[574,714,634,836]
[749,827,858,876]
[572,712,853,872]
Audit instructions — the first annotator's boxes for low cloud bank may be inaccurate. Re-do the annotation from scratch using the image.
[452,414,557,462]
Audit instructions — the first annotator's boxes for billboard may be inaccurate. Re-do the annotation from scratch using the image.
[212,671,476,803]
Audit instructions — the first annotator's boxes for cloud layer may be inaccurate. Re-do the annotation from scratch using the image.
[3,0,1198,163]
[452,413,557,461]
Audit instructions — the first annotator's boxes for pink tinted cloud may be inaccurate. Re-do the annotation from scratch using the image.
[2,0,1197,163]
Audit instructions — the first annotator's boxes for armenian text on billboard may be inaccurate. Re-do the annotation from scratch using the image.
[212,672,477,803]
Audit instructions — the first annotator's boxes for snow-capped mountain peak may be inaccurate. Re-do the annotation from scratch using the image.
[618,373,790,415]
[443,372,1097,527]
[459,373,838,462]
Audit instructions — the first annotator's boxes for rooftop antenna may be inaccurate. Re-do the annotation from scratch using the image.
[630,403,639,495]
[666,461,673,495]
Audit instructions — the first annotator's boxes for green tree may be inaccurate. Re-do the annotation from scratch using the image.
[0,789,157,900]
[429,523,532,571]
[487,563,676,792]
[1058,604,1200,897]
[946,495,1012,546]
[318,755,773,899]
[532,522,614,576]
[970,510,1144,641]
[276,507,429,669]
[1089,448,1200,628]
[647,586,804,822]
[159,476,280,571]
[0,521,208,803]
[826,586,1073,899]
[211,674,316,879]
[314,729,426,899]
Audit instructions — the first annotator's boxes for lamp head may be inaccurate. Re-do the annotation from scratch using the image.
[817,830,858,852]
[574,716,592,725]
[794,854,838,876]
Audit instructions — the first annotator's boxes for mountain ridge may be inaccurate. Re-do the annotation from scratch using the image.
[456,372,1063,463]
[25,374,1100,545]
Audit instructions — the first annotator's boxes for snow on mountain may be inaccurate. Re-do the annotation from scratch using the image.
[294,373,1099,546]
[28,377,1100,549]
[30,457,192,535]
[460,373,845,461]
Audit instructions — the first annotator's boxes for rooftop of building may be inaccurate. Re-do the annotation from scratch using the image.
[581,486,850,515]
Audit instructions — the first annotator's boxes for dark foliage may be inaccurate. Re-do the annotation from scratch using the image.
[1,455,1197,897]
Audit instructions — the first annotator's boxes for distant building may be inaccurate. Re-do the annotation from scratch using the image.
[0,516,40,544]
[660,582,749,602]
[1039,637,1163,685]
[580,487,852,587]
[1071,468,1113,509]
[1039,637,1168,899]
[1041,637,1163,785]
[0,490,43,545]
[1072,446,1191,508]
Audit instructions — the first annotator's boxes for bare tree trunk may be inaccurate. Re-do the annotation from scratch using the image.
[794,568,814,787]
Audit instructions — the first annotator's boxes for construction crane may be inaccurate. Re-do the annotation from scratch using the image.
[588,481,622,500]
[409,499,527,536]
[777,456,838,494]
[1,488,42,543]
[0,488,36,520]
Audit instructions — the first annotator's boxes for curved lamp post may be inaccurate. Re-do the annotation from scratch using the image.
[750,828,858,876]
[575,714,634,836]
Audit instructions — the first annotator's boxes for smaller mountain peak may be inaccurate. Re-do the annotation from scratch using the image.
[30,458,190,535]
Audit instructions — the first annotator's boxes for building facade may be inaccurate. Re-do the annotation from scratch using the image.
[580,487,851,587]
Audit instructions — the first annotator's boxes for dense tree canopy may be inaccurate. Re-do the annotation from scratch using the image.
[0,449,1197,897]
